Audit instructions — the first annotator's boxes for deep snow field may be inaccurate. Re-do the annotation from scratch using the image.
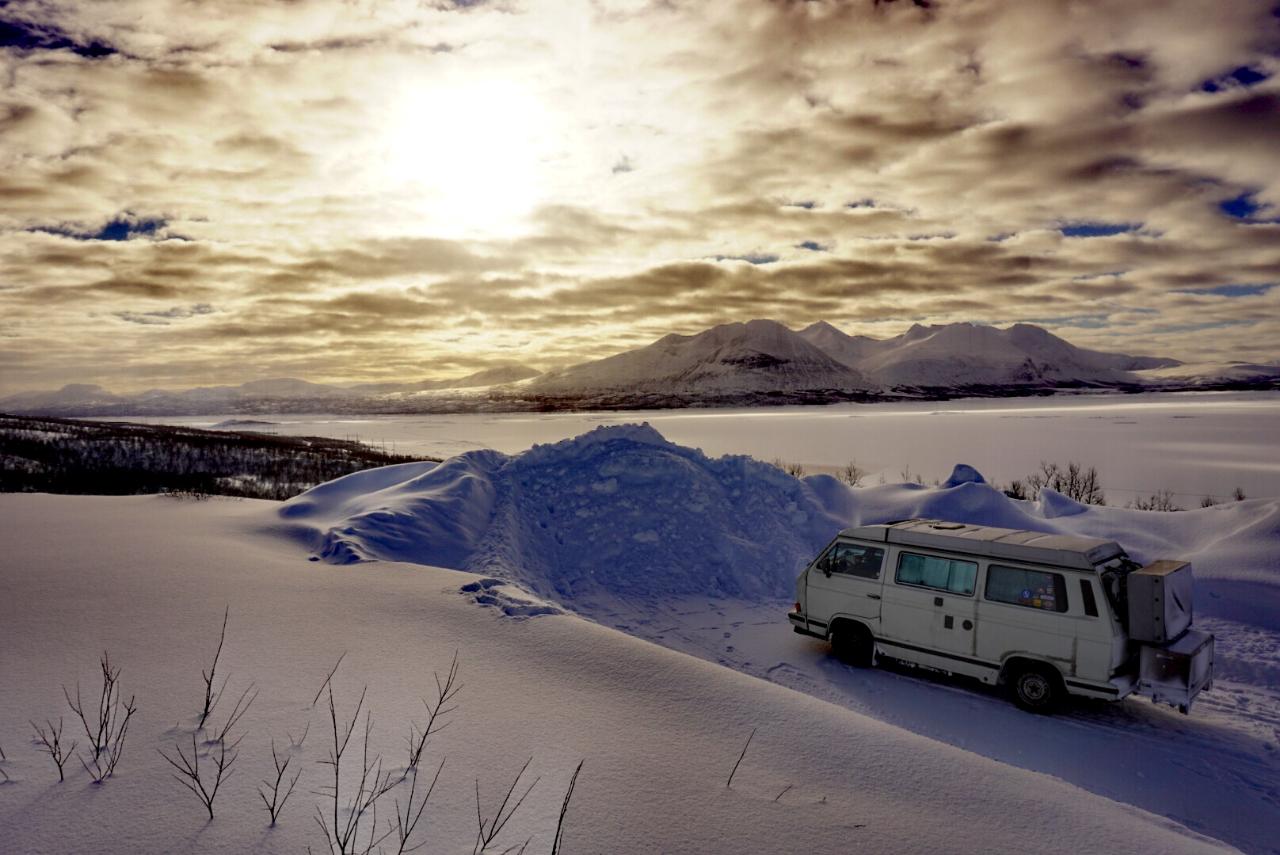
[128,390,1280,506]
[3,420,1279,853]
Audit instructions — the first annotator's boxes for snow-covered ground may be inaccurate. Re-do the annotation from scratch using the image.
[126,390,1280,506]
[0,494,1245,854]
[4,420,1279,853]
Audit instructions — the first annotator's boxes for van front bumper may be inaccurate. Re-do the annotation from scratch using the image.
[788,611,826,640]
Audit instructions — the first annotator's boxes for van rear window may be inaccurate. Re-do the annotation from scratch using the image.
[985,565,1068,613]
[895,552,977,596]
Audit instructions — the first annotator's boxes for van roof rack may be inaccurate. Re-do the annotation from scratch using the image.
[840,519,1123,570]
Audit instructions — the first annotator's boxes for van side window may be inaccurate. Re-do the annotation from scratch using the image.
[895,552,977,596]
[821,543,885,580]
[985,565,1068,613]
[1079,579,1099,617]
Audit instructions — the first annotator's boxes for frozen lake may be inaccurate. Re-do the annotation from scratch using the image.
[126,390,1280,503]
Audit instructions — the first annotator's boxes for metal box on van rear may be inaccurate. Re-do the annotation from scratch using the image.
[1127,560,1194,644]
[1138,628,1214,710]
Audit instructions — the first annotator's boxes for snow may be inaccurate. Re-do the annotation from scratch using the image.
[0,494,1241,854]
[5,421,1280,853]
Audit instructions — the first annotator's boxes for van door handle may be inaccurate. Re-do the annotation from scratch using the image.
[866,594,881,600]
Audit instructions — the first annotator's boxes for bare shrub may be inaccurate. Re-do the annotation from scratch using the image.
[838,461,867,487]
[1234,486,1247,501]
[1003,479,1030,501]
[472,757,539,855]
[65,651,138,783]
[160,731,241,820]
[1128,490,1182,511]
[1200,495,1218,508]
[30,718,77,782]
[898,466,924,486]
[259,739,302,826]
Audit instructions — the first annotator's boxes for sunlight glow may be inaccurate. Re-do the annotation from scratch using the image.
[381,78,556,237]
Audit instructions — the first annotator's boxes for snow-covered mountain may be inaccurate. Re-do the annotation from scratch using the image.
[529,319,871,396]
[800,321,1180,388]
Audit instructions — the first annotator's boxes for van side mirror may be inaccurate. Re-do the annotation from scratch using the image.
[817,556,832,577]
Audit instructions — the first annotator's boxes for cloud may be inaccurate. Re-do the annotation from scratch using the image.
[1,0,1278,393]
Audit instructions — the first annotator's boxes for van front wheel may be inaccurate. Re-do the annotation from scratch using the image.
[1009,665,1061,713]
[830,623,874,667]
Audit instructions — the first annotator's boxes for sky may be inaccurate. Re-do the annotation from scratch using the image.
[1,0,1278,394]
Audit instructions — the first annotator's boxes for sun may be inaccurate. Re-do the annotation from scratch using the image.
[380,77,556,238]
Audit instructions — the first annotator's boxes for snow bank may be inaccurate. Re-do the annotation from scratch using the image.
[280,424,1280,627]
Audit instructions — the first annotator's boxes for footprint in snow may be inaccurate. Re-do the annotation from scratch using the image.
[459,578,562,620]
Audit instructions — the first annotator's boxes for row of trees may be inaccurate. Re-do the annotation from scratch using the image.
[0,415,431,500]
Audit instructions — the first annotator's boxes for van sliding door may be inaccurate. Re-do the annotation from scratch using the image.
[879,551,979,667]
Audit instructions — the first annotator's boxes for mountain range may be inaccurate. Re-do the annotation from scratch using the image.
[3,321,1276,416]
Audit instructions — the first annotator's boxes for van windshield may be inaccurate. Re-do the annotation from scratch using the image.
[1097,554,1141,628]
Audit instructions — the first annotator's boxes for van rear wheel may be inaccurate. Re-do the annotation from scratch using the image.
[1009,664,1061,714]
[831,623,874,667]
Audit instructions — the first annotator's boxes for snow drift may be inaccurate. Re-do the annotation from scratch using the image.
[279,424,1280,628]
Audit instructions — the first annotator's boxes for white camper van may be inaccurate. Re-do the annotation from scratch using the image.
[789,519,1214,713]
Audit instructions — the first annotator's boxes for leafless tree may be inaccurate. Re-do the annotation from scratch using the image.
[406,652,462,775]
[1024,461,1104,505]
[1128,490,1182,511]
[160,731,241,820]
[551,761,583,855]
[30,718,77,782]
[315,686,399,855]
[472,757,539,855]
[65,651,138,783]
[199,608,230,728]
[1233,486,1247,501]
[259,738,303,826]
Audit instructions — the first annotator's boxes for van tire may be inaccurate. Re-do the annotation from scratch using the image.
[830,622,874,667]
[1008,663,1062,713]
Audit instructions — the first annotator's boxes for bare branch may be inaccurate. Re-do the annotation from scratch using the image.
[311,652,347,707]
[473,757,539,855]
[551,761,583,855]
[726,727,755,789]
[199,607,230,728]
[407,651,462,774]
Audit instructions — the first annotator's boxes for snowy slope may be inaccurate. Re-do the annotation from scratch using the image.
[0,494,1238,854]
[801,321,1179,388]
[529,319,870,396]
[279,423,1280,628]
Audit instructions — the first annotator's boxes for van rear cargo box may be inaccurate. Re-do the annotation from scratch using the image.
[1127,560,1194,644]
